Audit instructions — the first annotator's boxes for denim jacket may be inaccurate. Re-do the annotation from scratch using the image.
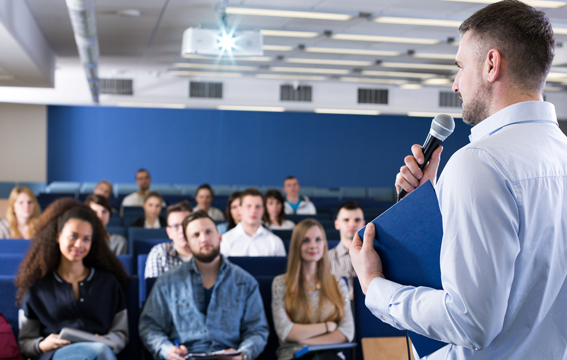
[139,256,268,360]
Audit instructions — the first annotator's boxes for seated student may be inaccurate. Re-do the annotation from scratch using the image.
[144,200,193,279]
[282,176,316,215]
[193,184,225,221]
[121,169,152,208]
[15,199,129,360]
[221,188,286,257]
[93,180,113,199]
[216,191,241,234]
[328,201,365,297]
[272,219,354,360]
[130,192,167,229]
[0,186,41,239]
[85,194,127,255]
[263,189,295,230]
[139,211,269,360]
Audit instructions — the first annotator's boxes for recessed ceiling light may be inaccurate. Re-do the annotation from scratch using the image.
[263,45,294,51]
[373,16,462,27]
[285,58,373,66]
[332,33,439,44]
[271,66,350,74]
[340,77,406,85]
[168,71,242,77]
[315,108,380,115]
[400,84,423,89]
[256,74,327,81]
[218,105,286,112]
[381,62,457,70]
[423,78,453,86]
[361,70,435,78]
[305,47,400,56]
[409,111,462,118]
[261,30,319,38]
[437,0,565,8]
[546,72,567,80]
[225,7,352,21]
[173,63,256,71]
[544,86,563,92]
[413,53,456,60]
[116,102,186,109]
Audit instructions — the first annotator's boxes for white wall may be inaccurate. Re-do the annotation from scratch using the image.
[0,102,46,182]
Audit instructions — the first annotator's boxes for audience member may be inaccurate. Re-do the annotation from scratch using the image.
[216,191,241,234]
[271,219,354,360]
[263,190,295,230]
[130,192,167,228]
[93,180,113,199]
[194,184,225,221]
[0,186,40,239]
[121,169,152,208]
[221,189,286,257]
[282,176,316,215]
[15,199,129,359]
[328,201,365,297]
[139,210,269,360]
[144,200,193,279]
[84,195,127,255]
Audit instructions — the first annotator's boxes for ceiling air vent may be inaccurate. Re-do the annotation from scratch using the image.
[439,91,463,107]
[100,78,133,95]
[358,88,388,104]
[189,81,223,98]
[280,85,312,102]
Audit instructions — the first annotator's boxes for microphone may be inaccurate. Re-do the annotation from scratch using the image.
[397,114,455,201]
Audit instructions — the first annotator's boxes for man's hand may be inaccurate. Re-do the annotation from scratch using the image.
[395,145,443,195]
[38,334,70,352]
[349,223,384,294]
[168,344,188,360]
[218,349,242,360]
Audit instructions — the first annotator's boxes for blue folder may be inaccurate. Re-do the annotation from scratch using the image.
[294,342,357,358]
[357,181,446,358]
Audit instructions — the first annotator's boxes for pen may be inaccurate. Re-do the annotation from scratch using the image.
[174,339,179,347]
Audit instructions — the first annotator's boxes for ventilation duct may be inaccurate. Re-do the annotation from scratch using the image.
[65,0,100,103]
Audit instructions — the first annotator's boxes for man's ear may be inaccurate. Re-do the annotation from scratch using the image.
[485,49,501,83]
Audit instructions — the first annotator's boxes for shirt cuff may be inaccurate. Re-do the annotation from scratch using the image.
[365,277,403,325]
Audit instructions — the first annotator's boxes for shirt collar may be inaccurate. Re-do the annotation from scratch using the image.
[335,242,349,256]
[53,268,95,283]
[235,222,265,238]
[469,101,557,143]
[144,218,161,228]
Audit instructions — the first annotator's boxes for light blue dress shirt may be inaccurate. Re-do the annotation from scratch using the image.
[366,101,567,359]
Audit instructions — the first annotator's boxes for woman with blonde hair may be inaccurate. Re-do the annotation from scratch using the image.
[0,186,41,239]
[272,219,354,360]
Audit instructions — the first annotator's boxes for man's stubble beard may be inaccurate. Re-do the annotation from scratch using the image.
[462,82,492,126]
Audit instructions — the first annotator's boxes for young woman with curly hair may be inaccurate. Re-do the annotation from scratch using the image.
[271,219,354,360]
[0,186,41,239]
[15,198,130,360]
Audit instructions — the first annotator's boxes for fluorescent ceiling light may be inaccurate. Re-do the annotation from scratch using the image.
[437,0,566,8]
[256,74,327,81]
[173,63,256,71]
[168,71,242,77]
[332,33,439,44]
[340,77,406,85]
[400,84,423,89]
[116,102,186,109]
[544,86,563,92]
[361,70,435,78]
[408,111,463,118]
[554,27,567,34]
[315,108,380,115]
[0,75,15,80]
[414,53,456,60]
[226,7,352,21]
[546,72,567,80]
[271,66,350,74]
[373,16,462,27]
[423,78,453,86]
[181,54,272,62]
[305,47,400,56]
[261,30,319,38]
[263,45,294,51]
[218,105,285,112]
[285,58,373,66]
[381,62,457,71]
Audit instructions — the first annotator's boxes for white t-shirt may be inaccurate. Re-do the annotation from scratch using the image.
[221,223,286,257]
[265,219,295,230]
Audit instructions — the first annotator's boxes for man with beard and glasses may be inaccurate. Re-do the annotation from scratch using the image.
[351,1,567,359]
[139,211,269,360]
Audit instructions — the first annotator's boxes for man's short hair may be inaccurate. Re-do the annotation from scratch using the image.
[284,176,297,182]
[459,0,554,92]
[239,188,263,204]
[144,191,163,204]
[337,200,363,216]
[182,210,216,240]
[166,200,193,218]
[137,169,150,177]
[196,183,214,198]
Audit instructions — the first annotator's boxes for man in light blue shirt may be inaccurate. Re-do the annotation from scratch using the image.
[351,1,567,359]
[139,210,268,360]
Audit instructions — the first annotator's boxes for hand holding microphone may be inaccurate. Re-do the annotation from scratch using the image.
[396,114,455,201]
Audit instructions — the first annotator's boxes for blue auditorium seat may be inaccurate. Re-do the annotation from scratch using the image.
[117,255,133,276]
[255,276,278,360]
[272,229,293,241]
[45,182,81,196]
[133,239,171,258]
[127,228,168,255]
[0,182,16,198]
[286,214,332,223]
[0,254,24,276]
[107,226,126,237]
[0,239,30,254]
[138,254,148,307]
[228,257,287,277]
[18,182,46,196]
[119,276,139,360]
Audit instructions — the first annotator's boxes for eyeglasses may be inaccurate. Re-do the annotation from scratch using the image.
[167,223,183,231]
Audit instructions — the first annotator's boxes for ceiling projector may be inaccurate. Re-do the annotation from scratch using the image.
[181,28,264,56]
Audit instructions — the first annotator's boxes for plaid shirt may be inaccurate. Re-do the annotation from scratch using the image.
[144,242,185,279]
[328,242,357,298]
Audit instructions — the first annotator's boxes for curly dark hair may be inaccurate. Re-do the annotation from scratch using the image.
[15,198,129,304]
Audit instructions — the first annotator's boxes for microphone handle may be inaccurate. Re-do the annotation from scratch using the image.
[397,135,443,202]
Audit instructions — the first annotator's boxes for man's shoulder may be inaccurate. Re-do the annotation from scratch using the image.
[155,262,189,284]
[148,242,174,256]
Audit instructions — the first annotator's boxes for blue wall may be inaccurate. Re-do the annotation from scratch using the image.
[47,105,471,188]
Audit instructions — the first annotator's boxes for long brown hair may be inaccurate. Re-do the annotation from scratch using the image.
[285,219,344,324]
[5,186,41,238]
[15,198,129,304]
[225,191,241,231]
[262,189,286,226]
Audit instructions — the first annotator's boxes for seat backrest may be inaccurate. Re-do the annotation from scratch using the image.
[0,239,30,254]
[255,276,278,360]
[272,230,293,241]
[228,257,287,277]
[137,254,148,307]
[117,255,133,276]
[0,254,24,276]
[133,239,171,258]
[127,228,168,255]
[107,226,126,237]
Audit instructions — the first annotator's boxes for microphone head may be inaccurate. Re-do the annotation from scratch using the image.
[431,114,455,141]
